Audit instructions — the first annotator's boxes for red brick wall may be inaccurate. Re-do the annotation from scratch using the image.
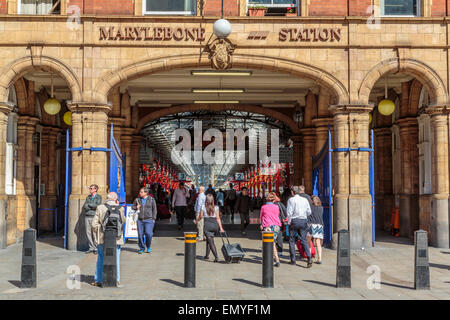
[308,0,348,16]
[67,0,134,15]
[349,0,372,16]
[0,0,7,14]
[431,0,448,17]
[204,0,239,16]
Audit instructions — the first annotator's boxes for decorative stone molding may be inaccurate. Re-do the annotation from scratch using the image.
[204,38,236,70]
[329,104,374,115]
[67,102,112,114]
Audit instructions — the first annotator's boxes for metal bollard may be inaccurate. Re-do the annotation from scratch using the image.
[103,229,117,287]
[262,231,274,288]
[336,229,351,288]
[184,232,196,288]
[414,230,430,290]
[21,228,37,288]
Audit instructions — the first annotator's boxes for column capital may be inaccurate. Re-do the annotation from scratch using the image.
[396,117,418,128]
[300,127,316,138]
[312,117,333,127]
[67,102,112,114]
[109,117,126,126]
[0,101,14,115]
[329,104,373,115]
[425,105,450,116]
[131,135,144,144]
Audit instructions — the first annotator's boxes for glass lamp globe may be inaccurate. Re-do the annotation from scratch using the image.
[378,99,395,116]
[43,98,61,115]
[63,111,72,126]
[213,19,232,38]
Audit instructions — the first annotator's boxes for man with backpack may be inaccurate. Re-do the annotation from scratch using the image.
[91,192,125,288]
[225,183,237,223]
[132,187,158,254]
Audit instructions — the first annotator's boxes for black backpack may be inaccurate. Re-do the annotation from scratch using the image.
[102,204,123,240]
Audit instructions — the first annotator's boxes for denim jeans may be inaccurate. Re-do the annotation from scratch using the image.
[94,244,121,284]
[288,218,310,262]
[137,219,154,251]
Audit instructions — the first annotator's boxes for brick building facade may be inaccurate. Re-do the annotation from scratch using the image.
[0,0,449,251]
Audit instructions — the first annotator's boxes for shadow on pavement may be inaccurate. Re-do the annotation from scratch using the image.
[429,263,450,271]
[121,247,140,253]
[380,282,413,290]
[232,278,261,288]
[160,278,184,288]
[440,251,450,254]
[8,280,21,288]
[303,280,335,288]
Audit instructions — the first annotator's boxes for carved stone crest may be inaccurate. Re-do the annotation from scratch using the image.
[204,38,236,70]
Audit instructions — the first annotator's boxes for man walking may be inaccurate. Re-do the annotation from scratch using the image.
[91,192,125,287]
[194,186,206,241]
[132,187,157,254]
[225,183,237,223]
[286,186,313,268]
[83,184,102,254]
[235,187,251,235]
[172,182,190,230]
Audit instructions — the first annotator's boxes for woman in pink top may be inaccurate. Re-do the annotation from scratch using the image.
[260,192,282,267]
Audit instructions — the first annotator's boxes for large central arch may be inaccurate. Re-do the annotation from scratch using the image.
[93,53,350,106]
[136,104,301,135]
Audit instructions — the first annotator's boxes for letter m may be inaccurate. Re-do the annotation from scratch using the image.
[99,27,113,40]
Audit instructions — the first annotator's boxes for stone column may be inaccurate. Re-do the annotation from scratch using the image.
[313,118,333,154]
[16,116,39,232]
[373,127,394,232]
[67,104,111,251]
[291,135,302,186]
[330,105,373,250]
[0,103,13,249]
[427,108,449,248]
[300,128,315,194]
[39,126,59,232]
[131,135,144,200]
[397,117,420,238]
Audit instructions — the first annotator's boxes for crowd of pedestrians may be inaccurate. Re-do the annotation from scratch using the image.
[82,181,324,287]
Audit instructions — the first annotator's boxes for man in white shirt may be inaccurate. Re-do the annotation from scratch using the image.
[194,186,206,241]
[286,185,313,267]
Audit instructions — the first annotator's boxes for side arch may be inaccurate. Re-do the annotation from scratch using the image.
[136,104,302,135]
[359,58,448,106]
[0,55,82,103]
[94,54,350,106]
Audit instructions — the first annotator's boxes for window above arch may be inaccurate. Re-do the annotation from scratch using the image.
[381,0,420,17]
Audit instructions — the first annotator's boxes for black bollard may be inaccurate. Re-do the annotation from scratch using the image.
[336,229,351,288]
[262,231,274,288]
[21,228,37,288]
[414,230,430,290]
[184,232,196,288]
[102,229,117,287]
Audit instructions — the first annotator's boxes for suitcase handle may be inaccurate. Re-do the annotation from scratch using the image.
[219,231,230,245]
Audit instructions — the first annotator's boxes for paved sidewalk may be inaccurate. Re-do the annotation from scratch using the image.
[0,229,449,300]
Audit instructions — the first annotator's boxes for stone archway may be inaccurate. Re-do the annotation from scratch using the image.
[136,104,301,135]
[93,53,350,106]
[358,57,448,106]
[0,55,83,103]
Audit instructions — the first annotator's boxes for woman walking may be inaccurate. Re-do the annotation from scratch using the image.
[195,194,224,262]
[309,196,324,264]
[260,192,282,267]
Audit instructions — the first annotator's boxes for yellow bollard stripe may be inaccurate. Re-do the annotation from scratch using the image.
[263,239,274,242]
[185,234,197,238]
[185,240,197,243]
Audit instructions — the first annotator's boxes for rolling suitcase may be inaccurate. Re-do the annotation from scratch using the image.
[220,231,245,264]
[296,239,316,259]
